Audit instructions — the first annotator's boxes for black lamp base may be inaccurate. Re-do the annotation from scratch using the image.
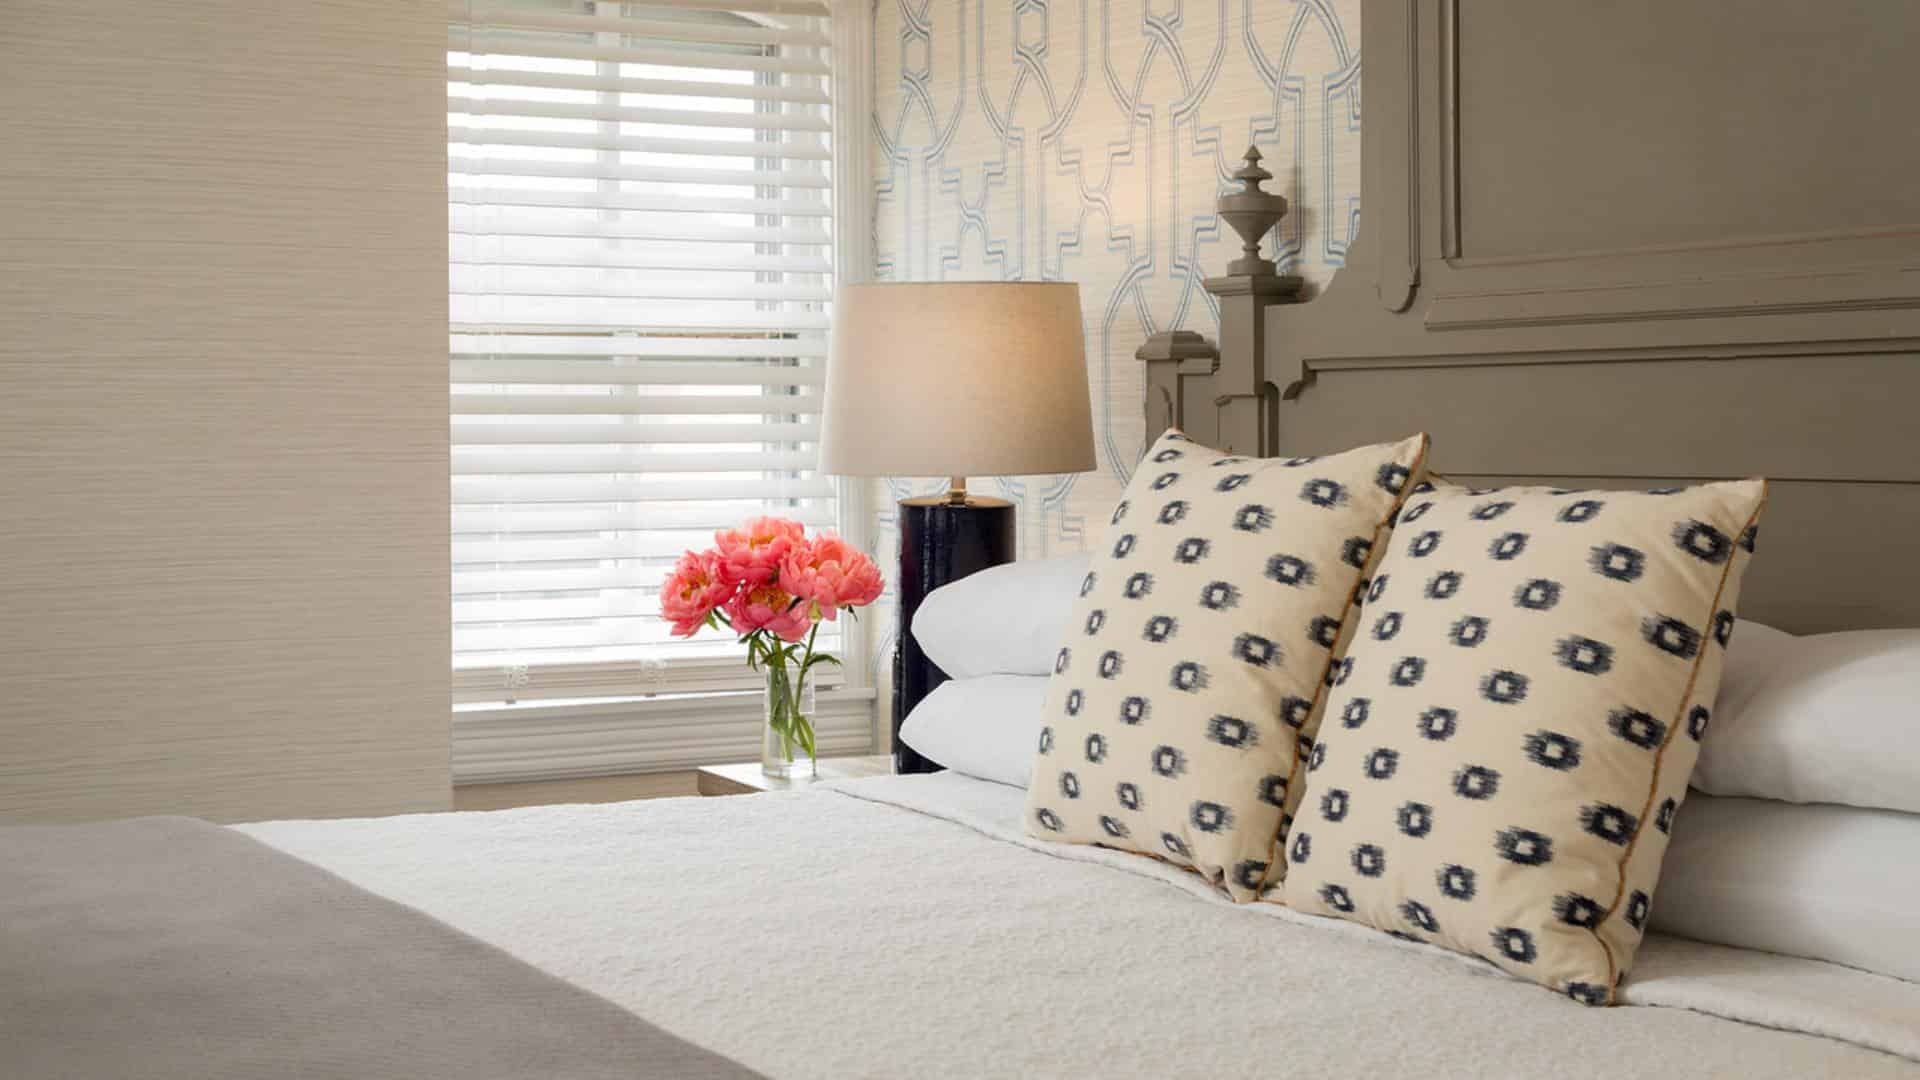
[891,495,1016,774]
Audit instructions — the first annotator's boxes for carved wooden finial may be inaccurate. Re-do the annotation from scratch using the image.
[1233,145,1270,184]
[1218,145,1288,277]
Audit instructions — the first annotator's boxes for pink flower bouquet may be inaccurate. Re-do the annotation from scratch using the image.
[660,516,884,774]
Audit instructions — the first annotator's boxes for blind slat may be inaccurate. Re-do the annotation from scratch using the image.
[454,624,707,653]
[448,124,830,161]
[447,68,829,105]
[445,155,831,190]
[451,342,826,363]
[455,535,734,566]
[450,286,830,306]
[449,98,831,132]
[452,3,831,47]
[448,211,830,249]
[453,504,835,535]
[452,475,833,503]
[451,252,832,275]
[464,310,825,330]
[459,571,876,602]
[577,0,831,17]
[449,313,829,333]
[448,34,831,76]
[453,642,745,667]
[450,392,820,415]
[456,351,825,372]
[455,569,663,595]
[452,448,815,474]
[449,420,818,445]
[448,187,831,218]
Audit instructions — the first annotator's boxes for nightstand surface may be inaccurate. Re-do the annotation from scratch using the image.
[696,754,895,796]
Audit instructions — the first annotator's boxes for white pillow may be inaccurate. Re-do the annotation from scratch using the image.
[897,675,1050,788]
[911,553,1089,679]
[1700,622,1920,814]
[1653,794,1920,984]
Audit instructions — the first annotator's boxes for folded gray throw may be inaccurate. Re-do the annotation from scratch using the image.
[0,816,760,1079]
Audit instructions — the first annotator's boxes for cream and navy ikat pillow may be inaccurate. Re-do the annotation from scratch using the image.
[1281,478,1766,1003]
[1024,430,1430,901]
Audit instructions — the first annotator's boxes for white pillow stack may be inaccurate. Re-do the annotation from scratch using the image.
[1651,622,1920,984]
[898,555,1087,788]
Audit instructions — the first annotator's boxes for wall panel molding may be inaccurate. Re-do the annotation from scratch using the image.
[1167,0,1920,637]
[1426,267,1920,332]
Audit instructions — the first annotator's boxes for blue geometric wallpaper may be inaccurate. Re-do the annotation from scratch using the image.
[864,0,1361,684]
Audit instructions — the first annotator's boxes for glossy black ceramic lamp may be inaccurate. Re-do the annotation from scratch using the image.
[819,282,1096,773]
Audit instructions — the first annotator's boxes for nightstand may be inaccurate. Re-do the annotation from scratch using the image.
[696,754,894,796]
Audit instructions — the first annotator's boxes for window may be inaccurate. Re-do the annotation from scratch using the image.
[448,0,837,704]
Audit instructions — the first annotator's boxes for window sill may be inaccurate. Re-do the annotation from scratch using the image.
[451,687,879,785]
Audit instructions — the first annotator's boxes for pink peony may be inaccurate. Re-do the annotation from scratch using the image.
[713,516,807,587]
[659,549,734,638]
[726,581,814,644]
[780,533,885,619]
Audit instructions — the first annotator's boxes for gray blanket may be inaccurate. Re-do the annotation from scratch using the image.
[0,816,759,1079]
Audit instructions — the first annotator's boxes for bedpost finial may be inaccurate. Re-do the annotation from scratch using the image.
[1233,145,1272,191]
[1219,144,1288,276]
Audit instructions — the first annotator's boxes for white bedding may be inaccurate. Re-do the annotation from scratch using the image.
[239,773,1920,1079]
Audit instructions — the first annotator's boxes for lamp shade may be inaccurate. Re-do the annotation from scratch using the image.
[819,282,1096,478]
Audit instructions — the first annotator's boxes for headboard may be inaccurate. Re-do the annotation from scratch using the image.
[1141,0,1920,634]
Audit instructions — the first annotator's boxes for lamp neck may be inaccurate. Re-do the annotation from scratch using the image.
[945,475,968,506]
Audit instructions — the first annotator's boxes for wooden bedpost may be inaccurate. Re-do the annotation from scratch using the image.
[1137,146,1302,457]
[1135,329,1218,447]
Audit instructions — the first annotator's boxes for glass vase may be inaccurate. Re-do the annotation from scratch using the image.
[761,659,818,779]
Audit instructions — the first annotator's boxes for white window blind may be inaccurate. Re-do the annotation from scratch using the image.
[448,0,837,703]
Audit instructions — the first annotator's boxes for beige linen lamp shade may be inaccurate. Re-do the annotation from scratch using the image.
[819,282,1096,479]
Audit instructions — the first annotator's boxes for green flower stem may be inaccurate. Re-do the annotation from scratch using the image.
[722,603,842,766]
[753,622,829,764]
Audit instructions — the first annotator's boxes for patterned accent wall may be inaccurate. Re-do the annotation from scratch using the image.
[863,0,1362,691]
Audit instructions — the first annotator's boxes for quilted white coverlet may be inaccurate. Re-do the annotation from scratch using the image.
[240,773,1920,1079]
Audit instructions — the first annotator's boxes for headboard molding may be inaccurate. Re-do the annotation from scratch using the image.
[1143,0,1920,633]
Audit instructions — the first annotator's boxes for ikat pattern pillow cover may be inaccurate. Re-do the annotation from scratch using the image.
[1024,430,1430,900]
[1281,478,1766,1004]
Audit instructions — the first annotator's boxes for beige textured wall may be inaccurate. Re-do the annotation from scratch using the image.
[865,0,1361,688]
[0,1,450,823]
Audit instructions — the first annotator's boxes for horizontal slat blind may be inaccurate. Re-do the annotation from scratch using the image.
[450,0,835,690]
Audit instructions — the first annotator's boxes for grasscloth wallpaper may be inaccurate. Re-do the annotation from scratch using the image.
[0,0,448,822]
[864,0,1362,689]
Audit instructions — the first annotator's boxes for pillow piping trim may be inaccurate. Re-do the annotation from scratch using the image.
[1263,434,1433,892]
[1590,483,1768,1004]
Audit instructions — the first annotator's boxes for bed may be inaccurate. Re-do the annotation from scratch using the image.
[9,2,1920,1077]
[13,769,1917,1078]
[248,777,1920,1078]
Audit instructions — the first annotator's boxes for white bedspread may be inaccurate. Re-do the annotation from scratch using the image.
[240,773,1920,1079]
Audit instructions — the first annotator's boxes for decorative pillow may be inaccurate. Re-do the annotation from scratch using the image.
[1024,430,1431,900]
[1281,478,1766,1004]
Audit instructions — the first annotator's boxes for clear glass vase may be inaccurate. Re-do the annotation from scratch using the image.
[761,659,818,779]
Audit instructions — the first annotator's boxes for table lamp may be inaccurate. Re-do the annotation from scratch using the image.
[820,282,1096,773]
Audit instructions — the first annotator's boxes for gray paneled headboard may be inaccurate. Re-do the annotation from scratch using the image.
[1142,0,1920,634]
